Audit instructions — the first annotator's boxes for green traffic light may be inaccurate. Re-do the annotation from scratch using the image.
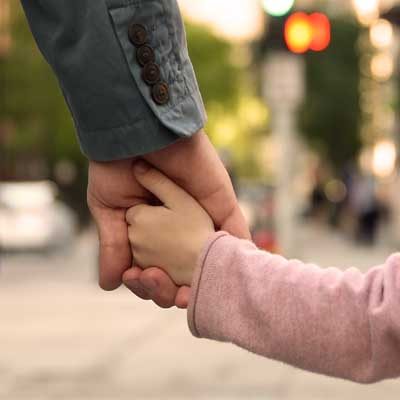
[262,0,295,17]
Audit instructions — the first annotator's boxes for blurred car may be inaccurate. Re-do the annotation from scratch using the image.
[0,181,77,251]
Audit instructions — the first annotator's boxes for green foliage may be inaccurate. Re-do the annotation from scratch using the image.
[185,24,241,109]
[186,23,267,178]
[299,17,362,170]
[0,3,81,170]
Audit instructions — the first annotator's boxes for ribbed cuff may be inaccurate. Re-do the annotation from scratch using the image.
[187,231,230,338]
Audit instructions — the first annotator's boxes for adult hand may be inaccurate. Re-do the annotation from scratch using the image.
[88,130,250,307]
[88,158,193,308]
[124,131,250,308]
[87,159,143,290]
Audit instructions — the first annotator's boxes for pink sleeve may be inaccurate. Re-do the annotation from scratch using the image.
[187,232,400,383]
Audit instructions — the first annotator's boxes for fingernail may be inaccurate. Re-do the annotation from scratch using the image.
[134,161,150,175]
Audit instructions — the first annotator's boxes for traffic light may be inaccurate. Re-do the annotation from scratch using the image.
[284,12,331,54]
[284,12,313,54]
[309,13,331,52]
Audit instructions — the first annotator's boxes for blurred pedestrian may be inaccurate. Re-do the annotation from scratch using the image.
[305,165,327,220]
[350,173,382,245]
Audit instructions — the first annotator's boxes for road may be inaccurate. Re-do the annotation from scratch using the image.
[1,224,400,400]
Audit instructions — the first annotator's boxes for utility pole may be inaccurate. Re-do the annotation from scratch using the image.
[262,52,304,255]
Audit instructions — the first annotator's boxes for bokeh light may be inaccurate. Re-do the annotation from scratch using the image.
[372,140,397,178]
[370,19,393,49]
[284,12,313,54]
[309,13,331,52]
[179,0,264,42]
[352,0,379,25]
[325,179,347,203]
[262,0,295,17]
[370,52,394,81]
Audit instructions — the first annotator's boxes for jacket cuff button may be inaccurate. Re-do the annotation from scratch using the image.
[128,23,148,47]
[152,82,170,105]
[142,62,161,85]
[136,45,156,67]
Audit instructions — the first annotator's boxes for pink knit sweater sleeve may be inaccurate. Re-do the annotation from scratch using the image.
[187,232,400,383]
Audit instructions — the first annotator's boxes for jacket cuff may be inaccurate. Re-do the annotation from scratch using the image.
[77,104,182,161]
[187,231,230,338]
[107,0,207,140]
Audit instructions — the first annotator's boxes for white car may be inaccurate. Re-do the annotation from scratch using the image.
[0,181,77,251]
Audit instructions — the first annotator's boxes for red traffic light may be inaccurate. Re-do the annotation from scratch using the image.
[284,12,331,54]
[284,12,313,54]
[309,13,331,52]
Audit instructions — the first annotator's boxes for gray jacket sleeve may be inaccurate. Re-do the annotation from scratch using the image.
[20,0,207,161]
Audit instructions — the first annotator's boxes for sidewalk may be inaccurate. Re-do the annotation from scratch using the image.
[0,224,399,400]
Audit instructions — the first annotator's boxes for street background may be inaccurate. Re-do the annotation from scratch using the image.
[2,0,400,398]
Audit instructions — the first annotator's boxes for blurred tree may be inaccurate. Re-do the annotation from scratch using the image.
[0,3,82,175]
[186,24,241,109]
[187,24,268,178]
[299,18,362,171]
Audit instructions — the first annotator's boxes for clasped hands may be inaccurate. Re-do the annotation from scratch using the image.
[126,161,215,289]
[87,131,250,308]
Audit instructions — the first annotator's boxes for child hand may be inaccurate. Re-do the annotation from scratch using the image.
[126,161,215,286]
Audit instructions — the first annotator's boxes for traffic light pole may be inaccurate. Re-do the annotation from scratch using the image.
[263,52,305,256]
